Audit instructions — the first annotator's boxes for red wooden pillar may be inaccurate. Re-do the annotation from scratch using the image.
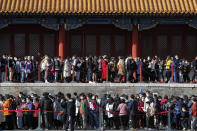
[59,24,65,60]
[132,25,138,58]
[132,25,139,80]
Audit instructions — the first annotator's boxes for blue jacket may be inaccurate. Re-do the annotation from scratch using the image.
[128,99,138,115]
[136,61,143,74]
[24,101,34,115]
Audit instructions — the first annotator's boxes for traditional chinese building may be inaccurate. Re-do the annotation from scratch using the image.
[0,0,197,60]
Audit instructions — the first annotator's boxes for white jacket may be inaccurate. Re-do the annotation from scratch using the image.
[63,60,71,78]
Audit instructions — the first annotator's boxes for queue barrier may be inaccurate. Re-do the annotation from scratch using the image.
[1,108,190,131]
[3,61,178,83]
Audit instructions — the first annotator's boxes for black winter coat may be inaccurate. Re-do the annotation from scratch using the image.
[40,97,53,111]
[67,99,75,117]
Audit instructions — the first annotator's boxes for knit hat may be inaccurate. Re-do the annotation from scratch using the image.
[139,88,144,94]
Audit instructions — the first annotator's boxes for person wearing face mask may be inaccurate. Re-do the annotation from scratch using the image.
[14,57,20,82]
[23,97,35,130]
[53,57,61,82]
[63,58,71,83]
[33,97,39,129]
[182,60,190,82]
[80,94,88,129]
[0,55,7,82]
[25,59,32,82]
[138,94,146,128]
[53,95,62,130]
[40,56,50,83]
[75,96,81,129]
[87,94,99,129]
[30,56,37,82]
[65,93,75,131]
[8,56,15,82]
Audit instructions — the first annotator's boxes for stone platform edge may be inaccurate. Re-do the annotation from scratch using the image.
[0,83,197,88]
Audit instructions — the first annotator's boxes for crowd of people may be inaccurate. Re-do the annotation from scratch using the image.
[0,91,197,130]
[0,54,197,83]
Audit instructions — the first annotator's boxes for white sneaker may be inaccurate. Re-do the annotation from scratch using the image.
[45,80,49,83]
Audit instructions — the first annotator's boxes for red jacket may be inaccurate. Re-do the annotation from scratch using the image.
[192,102,197,117]
[101,60,107,79]
[138,100,144,112]
[33,101,39,117]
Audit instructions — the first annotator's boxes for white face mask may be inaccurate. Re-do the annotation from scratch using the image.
[80,97,84,100]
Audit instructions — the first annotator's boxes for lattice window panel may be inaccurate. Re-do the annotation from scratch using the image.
[171,35,182,56]
[142,34,153,57]
[86,35,96,56]
[0,34,10,55]
[157,35,168,58]
[15,34,25,57]
[44,34,55,57]
[71,35,82,56]
[186,35,197,59]
[29,34,40,56]
[114,35,125,57]
[100,35,110,56]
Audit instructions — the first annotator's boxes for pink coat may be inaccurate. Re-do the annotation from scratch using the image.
[16,104,25,117]
[117,103,128,116]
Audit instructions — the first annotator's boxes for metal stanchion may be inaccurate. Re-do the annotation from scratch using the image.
[167,112,171,131]
[171,64,174,83]
[140,65,143,82]
[72,65,75,82]
[133,72,136,81]
[98,107,104,131]
[106,65,108,82]
[5,65,7,81]
[38,65,41,81]
[61,72,63,82]
[35,109,42,131]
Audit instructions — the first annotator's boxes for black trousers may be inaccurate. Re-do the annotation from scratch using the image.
[130,115,137,129]
[5,115,14,130]
[113,116,120,129]
[181,118,189,129]
[120,115,128,129]
[32,117,38,129]
[42,112,53,129]
[65,116,75,131]
[23,114,33,129]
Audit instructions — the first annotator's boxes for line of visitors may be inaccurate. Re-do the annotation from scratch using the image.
[1,90,197,130]
[0,54,197,83]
